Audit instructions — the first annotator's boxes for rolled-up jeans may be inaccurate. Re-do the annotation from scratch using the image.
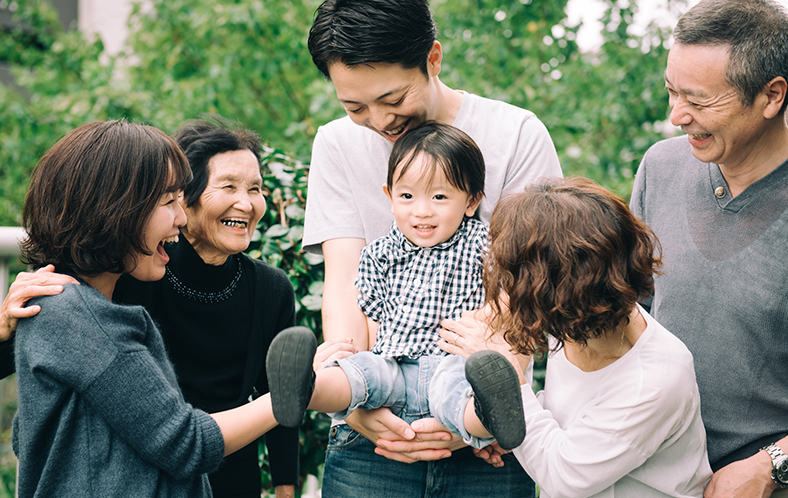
[328,352,494,448]
[322,353,535,498]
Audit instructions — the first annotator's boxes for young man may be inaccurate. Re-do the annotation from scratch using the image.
[302,0,561,496]
[631,1,788,496]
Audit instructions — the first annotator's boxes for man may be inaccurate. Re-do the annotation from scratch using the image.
[301,0,561,496]
[630,1,788,496]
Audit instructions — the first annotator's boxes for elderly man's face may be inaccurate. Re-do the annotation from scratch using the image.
[665,43,768,170]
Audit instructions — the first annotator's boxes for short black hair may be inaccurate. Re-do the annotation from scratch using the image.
[308,0,437,79]
[675,0,788,113]
[173,115,263,207]
[387,121,485,201]
[22,121,191,276]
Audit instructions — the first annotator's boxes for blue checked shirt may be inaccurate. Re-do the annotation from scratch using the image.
[356,218,488,359]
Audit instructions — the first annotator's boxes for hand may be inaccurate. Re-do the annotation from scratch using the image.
[374,417,465,464]
[274,484,295,498]
[313,337,357,370]
[1,265,78,341]
[439,308,529,383]
[344,408,458,463]
[438,310,490,359]
[473,441,512,468]
[704,450,776,498]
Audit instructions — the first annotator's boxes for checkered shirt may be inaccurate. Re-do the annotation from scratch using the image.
[356,217,488,359]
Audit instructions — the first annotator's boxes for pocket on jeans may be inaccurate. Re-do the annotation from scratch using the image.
[326,424,365,452]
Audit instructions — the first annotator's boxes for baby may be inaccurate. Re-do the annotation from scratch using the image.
[267,121,525,450]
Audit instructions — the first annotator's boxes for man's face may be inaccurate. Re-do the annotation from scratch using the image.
[665,43,767,170]
[328,61,437,143]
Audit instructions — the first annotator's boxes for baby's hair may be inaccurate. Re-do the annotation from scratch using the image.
[484,177,662,355]
[387,121,485,200]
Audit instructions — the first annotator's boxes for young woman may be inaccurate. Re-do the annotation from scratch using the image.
[440,178,713,497]
[13,121,282,498]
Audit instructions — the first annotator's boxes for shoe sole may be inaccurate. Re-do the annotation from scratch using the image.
[465,350,526,450]
[266,326,317,428]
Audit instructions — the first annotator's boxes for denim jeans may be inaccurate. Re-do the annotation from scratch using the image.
[321,423,535,498]
[329,353,493,448]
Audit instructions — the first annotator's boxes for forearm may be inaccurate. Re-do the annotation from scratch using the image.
[321,238,369,348]
[321,282,369,347]
[211,393,278,456]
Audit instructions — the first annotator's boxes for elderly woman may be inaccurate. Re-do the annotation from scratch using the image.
[13,120,290,497]
[440,178,712,498]
[1,117,339,498]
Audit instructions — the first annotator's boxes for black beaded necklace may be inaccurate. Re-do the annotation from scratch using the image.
[165,254,243,304]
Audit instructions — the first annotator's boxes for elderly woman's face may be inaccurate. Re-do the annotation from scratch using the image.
[182,149,265,264]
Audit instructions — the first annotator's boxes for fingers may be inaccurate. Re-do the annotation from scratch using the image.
[19,266,79,286]
[410,417,451,436]
[345,408,416,442]
[374,445,452,463]
[372,409,417,440]
[9,305,42,319]
[472,443,507,468]
[313,338,357,369]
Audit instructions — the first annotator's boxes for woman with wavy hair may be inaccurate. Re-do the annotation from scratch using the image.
[440,177,712,498]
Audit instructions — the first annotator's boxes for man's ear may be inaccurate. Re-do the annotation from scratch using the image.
[762,76,787,120]
[426,41,442,78]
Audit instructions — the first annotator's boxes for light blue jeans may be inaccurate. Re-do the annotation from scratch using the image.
[328,352,494,449]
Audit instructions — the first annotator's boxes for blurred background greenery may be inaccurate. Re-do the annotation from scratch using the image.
[0,0,687,495]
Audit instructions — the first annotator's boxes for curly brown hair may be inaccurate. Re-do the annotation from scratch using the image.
[483,177,662,355]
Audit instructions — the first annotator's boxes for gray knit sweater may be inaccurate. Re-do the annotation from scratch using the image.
[631,136,788,470]
[13,282,225,497]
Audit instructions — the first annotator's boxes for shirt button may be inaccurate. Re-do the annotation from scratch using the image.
[402,305,411,313]
[413,279,422,287]
[715,186,726,198]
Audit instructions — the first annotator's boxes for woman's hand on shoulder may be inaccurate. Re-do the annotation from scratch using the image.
[1,265,79,341]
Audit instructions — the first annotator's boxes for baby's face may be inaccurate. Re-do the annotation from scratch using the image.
[385,154,480,248]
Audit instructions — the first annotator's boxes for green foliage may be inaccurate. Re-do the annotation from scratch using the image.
[0,0,687,491]
[433,0,682,198]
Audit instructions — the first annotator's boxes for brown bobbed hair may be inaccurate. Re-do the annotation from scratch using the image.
[484,177,662,355]
[22,120,192,277]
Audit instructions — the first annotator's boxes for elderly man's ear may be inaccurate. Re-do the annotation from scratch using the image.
[762,77,787,120]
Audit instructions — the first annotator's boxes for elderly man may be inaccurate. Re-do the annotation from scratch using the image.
[631,0,788,496]
[301,0,561,496]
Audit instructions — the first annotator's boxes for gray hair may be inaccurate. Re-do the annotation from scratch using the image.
[675,0,788,113]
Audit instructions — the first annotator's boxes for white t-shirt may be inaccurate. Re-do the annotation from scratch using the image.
[514,306,712,498]
[303,92,562,252]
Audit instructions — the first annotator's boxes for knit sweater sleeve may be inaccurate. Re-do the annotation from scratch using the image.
[20,285,225,480]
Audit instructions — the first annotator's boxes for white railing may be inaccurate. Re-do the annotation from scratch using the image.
[0,227,25,301]
[0,227,24,457]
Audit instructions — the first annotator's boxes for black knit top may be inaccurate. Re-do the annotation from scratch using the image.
[114,236,299,497]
